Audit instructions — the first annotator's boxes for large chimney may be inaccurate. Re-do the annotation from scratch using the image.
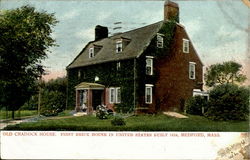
[95,25,108,41]
[164,0,179,22]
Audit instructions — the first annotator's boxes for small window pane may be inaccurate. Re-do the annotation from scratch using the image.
[116,41,122,53]
[145,86,152,104]
[146,58,153,75]
[110,88,115,103]
[89,48,94,58]
[157,34,163,48]
[116,88,121,103]
[183,39,189,53]
[189,63,195,79]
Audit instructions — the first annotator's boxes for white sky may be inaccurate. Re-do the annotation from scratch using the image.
[1,0,249,83]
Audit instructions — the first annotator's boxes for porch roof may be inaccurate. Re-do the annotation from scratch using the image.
[75,82,105,90]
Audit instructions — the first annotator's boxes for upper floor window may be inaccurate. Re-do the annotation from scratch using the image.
[109,87,121,104]
[183,39,189,53]
[116,40,122,53]
[145,84,153,104]
[189,62,196,79]
[89,47,94,58]
[146,56,153,75]
[157,33,164,48]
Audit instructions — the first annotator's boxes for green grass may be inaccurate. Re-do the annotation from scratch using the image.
[4,114,249,131]
[0,110,38,120]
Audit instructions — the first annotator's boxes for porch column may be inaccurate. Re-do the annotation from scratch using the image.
[75,90,81,112]
[87,89,93,114]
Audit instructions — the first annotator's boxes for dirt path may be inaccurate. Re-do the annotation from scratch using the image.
[163,111,188,118]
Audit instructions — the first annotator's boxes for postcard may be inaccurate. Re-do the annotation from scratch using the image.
[0,0,249,159]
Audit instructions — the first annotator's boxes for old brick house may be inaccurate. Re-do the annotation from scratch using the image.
[66,0,204,114]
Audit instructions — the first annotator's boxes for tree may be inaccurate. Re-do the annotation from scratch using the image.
[0,6,58,119]
[205,61,247,87]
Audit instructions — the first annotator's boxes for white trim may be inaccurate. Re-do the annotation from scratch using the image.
[189,62,196,80]
[115,87,121,103]
[157,33,164,48]
[146,56,154,59]
[183,39,189,53]
[89,47,94,58]
[146,57,153,75]
[145,85,153,104]
[109,88,115,104]
[116,40,123,53]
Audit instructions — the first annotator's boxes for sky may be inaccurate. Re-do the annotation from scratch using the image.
[1,0,249,84]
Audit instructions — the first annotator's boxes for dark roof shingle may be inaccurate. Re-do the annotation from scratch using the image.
[67,21,164,69]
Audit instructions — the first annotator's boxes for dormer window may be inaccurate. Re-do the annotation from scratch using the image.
[146,56,153,75]
[116,40,122,53]
[89,47,94,58]
[157,33,164,48]
[183,39,189,53]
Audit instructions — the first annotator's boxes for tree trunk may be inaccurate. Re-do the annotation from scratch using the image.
[12,110,15,120]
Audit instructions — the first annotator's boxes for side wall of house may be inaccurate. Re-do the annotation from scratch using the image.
[154,25,203,112]
[67,59,136,112]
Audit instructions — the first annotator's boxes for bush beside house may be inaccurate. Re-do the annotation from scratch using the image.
[205,84,249,121]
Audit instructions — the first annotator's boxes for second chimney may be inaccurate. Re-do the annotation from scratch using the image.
[164,0,179,22]
[95,25,108,41]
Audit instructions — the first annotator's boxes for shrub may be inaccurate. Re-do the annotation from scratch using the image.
[185,96,208,116]
[111,116,126,126]
[96,105,109,119]
[205,84,249,121]
[40,90,65,116]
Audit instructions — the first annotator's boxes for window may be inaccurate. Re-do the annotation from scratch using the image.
[146,57,153,75]
[145,84,153,104]
[109,87,121,103]
[116,87,121,103]
[116,41,122,53]
[157,33,163,48]
[183,39,189,53]
[89,47,94,58]
[117,62,121,71]
[109,88,115,103]
[189,62,196,79]
[78,70,81,78]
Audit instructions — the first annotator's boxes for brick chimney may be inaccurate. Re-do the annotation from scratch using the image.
[95,25,108,41]
[164,0,179,22]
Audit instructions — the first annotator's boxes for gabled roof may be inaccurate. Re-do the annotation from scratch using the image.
[67,21,164,69]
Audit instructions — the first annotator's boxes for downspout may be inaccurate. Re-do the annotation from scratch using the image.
[133,58,136,114]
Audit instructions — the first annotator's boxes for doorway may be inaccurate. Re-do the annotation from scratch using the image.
[92,90,103,110]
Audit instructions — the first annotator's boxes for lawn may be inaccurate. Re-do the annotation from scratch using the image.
[0,110,38,120]
[3,114,249,131]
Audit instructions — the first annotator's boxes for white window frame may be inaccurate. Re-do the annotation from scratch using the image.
[116,40,123,53]
[146,56,153,75]
[109,88,115,104]
[109,87,121,104]
[117,62,121,71]
[145,84,153,104]
[157,33,164,48]
[183,39,190,53]
[89,47,94,58]
[116,87,121,103]
[189,62,196,79]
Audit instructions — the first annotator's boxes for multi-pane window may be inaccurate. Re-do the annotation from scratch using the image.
[145,84,153,104]
[189,62,196,79]
[109,87,121,103]
[183,39,189,53]
[116,41,122,53]
[116,87,121,103]
[157,33,164,48]
[146,57,153,75]
[117,62,121,71]
[89,47,94,58]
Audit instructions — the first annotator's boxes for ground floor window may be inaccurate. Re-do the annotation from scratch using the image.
[109,87,121,104]
[145,84,153,104]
